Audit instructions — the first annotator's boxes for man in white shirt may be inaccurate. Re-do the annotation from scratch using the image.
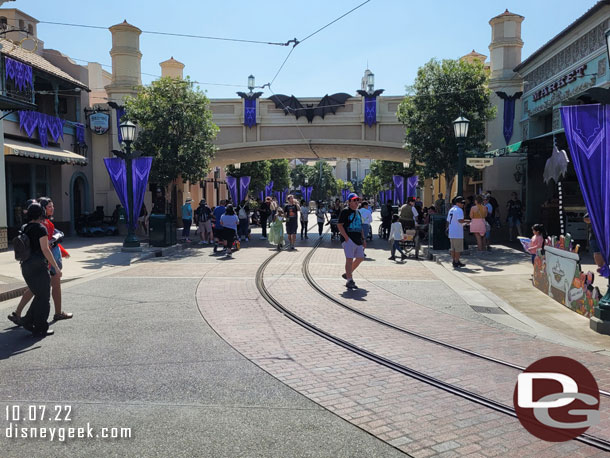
[359,201,373,241]
[446,196,466,268]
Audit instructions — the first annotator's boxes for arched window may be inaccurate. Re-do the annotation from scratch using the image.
[27,24,33,35]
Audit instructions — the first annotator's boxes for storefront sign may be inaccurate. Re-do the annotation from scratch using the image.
[89,112,109,135]
[532,64,586,102]
[466,158,494,169]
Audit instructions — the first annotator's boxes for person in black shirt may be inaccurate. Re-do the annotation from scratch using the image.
[506,192,524,241]
[337,193,366,289]
[17,203,61,337]
[259,197,272,239]
[283,195,300,250]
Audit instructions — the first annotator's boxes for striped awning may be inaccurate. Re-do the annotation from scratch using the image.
[4,139,87,165]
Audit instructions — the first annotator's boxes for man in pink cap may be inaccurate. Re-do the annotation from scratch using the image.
[337,193,366,289]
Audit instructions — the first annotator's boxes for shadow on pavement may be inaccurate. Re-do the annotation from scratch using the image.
[0,328,43,359]
[340,288,368,301]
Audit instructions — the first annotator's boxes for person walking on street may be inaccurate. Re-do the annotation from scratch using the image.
[284,195,300,250]
[399,197,418,231]
[268,209,285,250]
[381,200,393,239]
[484,196,494,250]
[300,199,309,239]
[506,192,524,241]
[469,195,488,252]
[220,204,239,257]
[447,196,466,269]
[212,200,227,252]
[259,197,272,239]
[15,203,62,337]
[434,193,446,215]
[389,214,408,261]
[315,201,328,237]
[237,199,250,242]
[9,197,72,326]
[337,193,366,289]
[195,199,213,244]
[181,197,193,242]
[359,201,372,242]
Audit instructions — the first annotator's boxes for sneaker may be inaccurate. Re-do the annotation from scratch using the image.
[388,256,396,260]
[53,311,73,321]
[453,262,459,268]
[457,261,466,267]
[346,279,357,289]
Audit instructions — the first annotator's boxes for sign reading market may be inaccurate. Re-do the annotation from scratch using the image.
[532,64,587,102]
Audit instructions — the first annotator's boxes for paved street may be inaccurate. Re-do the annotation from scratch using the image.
[1,217,609,457]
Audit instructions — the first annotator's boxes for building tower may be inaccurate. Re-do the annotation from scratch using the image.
[105,20,142,105]
[160,57,185,79]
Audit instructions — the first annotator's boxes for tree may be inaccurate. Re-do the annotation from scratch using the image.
[369,160,410,187]
[125,77,219,186]
[335,179,354,195]
[269,159,291,191]
[310,160,336,201]
[362,174,382,199]
[397,58,495,200]
[290,164,316,188]
[226,161,271,196]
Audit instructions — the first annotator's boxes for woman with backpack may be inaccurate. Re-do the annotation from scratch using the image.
[13,202,62,336]
[9,197,72,327]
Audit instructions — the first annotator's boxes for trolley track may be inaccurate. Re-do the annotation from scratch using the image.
[255,234,610,452]
[302,236,610,399]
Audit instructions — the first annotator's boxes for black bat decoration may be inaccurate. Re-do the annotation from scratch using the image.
[495,91,523,101]
[356,89,385,97]
[236,91,263,100]
[269,93,352,123]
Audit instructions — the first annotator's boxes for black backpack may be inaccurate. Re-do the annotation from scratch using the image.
[12,225,31,262]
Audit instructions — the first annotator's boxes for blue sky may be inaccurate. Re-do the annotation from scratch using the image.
[5,0,599,98]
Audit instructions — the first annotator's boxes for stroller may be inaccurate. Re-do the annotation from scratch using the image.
[330,218,340,240]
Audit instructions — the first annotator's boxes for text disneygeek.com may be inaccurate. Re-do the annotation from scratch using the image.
[3,405,131,442]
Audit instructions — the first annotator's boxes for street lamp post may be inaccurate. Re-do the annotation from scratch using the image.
[453,116,470,197]
[112,120,142,249]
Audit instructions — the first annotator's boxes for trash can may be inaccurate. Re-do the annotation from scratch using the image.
[148,214,176,247]
[430,214,450,250]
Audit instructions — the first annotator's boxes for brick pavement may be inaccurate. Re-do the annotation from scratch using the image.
[197,242,610,456]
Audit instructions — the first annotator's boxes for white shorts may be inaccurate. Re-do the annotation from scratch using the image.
[342,238,365,259]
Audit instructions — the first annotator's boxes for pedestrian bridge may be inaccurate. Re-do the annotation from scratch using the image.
[209,95,407,166]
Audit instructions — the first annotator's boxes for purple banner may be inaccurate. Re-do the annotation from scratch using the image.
[393,175,404,205]
[275,191,281,203]
[103,158,129,218]
[244,98,256,128]
[385,189,392,203]
[239,176,251,201]
[226,176,238,205]
[259,191,264,201]
[307,186,313,203]
[132,157,153,229]
[116,106,126,143]
[5,57,33,91]
[379,191,383,204]
[283,188,290,204]
[407,175,419,199]
[496,91,522,145]
[18,111,64,148]
[341,189,348,201]
[364,96,377,127]
[75,123,85,144]
[265,181,274,198]
[560,104,610,277]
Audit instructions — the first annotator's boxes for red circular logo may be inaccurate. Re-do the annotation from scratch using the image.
[513,356,600,441]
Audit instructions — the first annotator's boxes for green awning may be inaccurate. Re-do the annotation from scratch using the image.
[483,141,524,158]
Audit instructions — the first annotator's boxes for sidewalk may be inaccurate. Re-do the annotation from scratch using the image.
[0,235,182,302]
[427,243,610,352]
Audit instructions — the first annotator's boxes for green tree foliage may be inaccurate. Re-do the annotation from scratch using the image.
[369,160,410,186]
[290,164,317,188]
[269,159,291,190]
[310,160,337,201]
[226,161,271,196]
[125,77,219,186]
[397,58,495,198]
[335,179,354,195]
[361,174,382,198]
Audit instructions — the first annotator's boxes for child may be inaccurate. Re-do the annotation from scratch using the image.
[528,223,548,264]
[388,214,408,261]
[268,209,285,251]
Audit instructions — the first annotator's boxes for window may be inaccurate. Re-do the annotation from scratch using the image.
[0,17,7,29]
[28,24,33,35]
[18,19,24,30]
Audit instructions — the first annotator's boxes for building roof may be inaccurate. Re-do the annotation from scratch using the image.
[514,0,610,72]
[490,9,524,21]
[0,38,88,89]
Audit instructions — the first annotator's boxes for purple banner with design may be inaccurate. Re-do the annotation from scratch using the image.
[226,176,238,205]
[18,111,64,148]
[275,191,281,203]
[132,157,153,229]
[407,175,419,198]
[503,98,516,145]
[341,189,349,202]
[393,175,404,205]
[560,104,610,277]
[364,96,377,127]
[5,57,33,91]
[103,158,129,219]
[259,191,264,202]
[116,106,126,143]
[239,176,251,202]
[244,98,256,128]
[385,189,392,203]
[307,186,313,202]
